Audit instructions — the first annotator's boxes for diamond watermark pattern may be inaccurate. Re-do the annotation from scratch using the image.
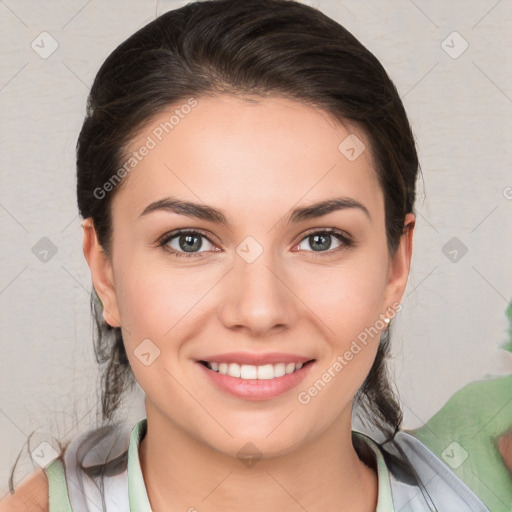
[236,236,263,264]
[441,441,468,469]
[134,338,161,366]
[442,236,468,263]
[31,441,59,469]
[237,442,262,468]
[441,31,469,59]
[32,237,58,263]
[31,32,59,59]
[338,134,365,161]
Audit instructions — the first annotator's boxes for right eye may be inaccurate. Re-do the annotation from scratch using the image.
[158,229,219,258]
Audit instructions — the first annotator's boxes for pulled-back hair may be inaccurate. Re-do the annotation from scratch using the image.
[9,0,420,503]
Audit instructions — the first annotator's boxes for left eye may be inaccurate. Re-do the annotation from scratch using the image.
[295,229,352,255]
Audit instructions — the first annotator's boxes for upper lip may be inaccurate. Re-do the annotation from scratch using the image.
[197,352,315,365]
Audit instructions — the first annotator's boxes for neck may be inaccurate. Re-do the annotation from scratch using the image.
[138,403,378,512]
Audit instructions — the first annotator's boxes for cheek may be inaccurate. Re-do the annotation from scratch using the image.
[112,256,200,393]
[303,253,389,344]
[296,247,388,398]
[297,269,386,423]
[110,248,181,343]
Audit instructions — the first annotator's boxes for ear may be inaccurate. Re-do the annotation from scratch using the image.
[383,212,415,310]
[82,218,121,328]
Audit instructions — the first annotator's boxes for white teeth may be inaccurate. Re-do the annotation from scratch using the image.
[206,361,307,379]
[274,363,286,377]
[257,364,274,380]
[228,363,241,378]
[241,364,257,379]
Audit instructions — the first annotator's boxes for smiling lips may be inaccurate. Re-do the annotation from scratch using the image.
[197,352,315,400]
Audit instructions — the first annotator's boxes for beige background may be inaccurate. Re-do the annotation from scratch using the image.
[1,0,511,494]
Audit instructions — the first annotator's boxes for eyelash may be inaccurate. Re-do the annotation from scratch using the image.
[157,228,354,259]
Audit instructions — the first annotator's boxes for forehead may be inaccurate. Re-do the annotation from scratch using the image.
[111,94,383,223]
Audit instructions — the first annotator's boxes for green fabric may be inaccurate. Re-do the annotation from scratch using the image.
[410,374,512,512]
[43,457,73,512]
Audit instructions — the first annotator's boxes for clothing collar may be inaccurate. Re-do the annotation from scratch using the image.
[127,418,152,511]
[127,418,395,511]
[353,430,395,511]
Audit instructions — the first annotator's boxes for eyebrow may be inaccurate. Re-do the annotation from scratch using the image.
[138,195,372,225]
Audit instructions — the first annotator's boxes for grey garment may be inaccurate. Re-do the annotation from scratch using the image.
[379,431,490,512]
[63,423,131,512]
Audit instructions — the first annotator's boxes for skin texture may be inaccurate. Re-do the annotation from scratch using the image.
[0,468,48,512]
[83,94,415,512]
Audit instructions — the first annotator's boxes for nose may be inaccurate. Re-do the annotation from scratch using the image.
[218,242,298,337]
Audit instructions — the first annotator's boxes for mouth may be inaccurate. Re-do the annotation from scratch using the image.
[198,360,315,379]
[196,358,316,400]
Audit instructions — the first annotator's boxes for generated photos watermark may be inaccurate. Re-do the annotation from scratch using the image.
[297,301,402,405]
[93,97,198,200]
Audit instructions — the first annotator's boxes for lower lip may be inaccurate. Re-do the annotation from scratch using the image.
[196,361,315,400]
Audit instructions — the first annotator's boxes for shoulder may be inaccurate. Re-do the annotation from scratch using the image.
[0,467,49,512]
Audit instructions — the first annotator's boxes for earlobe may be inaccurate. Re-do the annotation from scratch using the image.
[82,218,122,328]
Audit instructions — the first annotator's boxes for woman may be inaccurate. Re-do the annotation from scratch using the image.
[2,0,491,510]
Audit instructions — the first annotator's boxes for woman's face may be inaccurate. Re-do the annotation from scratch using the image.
[84,94,414,457]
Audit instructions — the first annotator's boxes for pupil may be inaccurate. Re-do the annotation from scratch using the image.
[311,234,331,251]
[180,234,201,252]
